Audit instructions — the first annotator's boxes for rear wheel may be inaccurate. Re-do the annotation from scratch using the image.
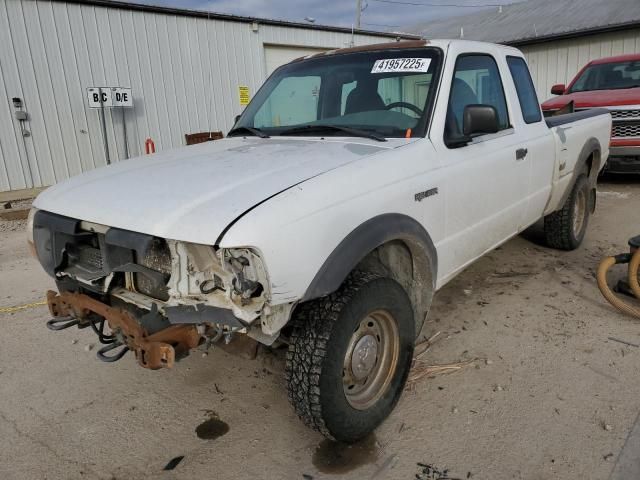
[544,174,590,250]
[285,271,414,443]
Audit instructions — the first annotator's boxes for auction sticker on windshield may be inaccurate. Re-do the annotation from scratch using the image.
[371,58,431,73]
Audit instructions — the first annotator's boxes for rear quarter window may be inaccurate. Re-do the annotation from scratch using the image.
[507,56,542,124]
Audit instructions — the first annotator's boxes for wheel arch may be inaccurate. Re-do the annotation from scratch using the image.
[302,213,437,336]
[557,137,601,212]
[577,137,602,182]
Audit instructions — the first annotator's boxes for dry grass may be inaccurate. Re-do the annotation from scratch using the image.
[406,358,477,390]
[407,331,478,389]
[413,331,441,359]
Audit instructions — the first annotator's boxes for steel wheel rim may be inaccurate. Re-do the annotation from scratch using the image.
[342,309,400,410]
[573,188,587,237]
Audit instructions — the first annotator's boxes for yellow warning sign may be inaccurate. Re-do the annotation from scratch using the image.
[238,86,250,106]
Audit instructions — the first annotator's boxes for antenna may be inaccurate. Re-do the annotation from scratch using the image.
[206,11,214,138]
[460,26,464,38]
[355,0,363,28]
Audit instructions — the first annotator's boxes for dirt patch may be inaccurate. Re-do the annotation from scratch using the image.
[195,411,229,440]
[312,434,379,474]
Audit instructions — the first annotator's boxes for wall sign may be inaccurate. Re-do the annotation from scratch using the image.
[87,87,133,108]
[112,88,133,107]
[238,85,250,106]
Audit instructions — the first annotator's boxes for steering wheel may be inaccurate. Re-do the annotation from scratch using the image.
[385,102,423,116]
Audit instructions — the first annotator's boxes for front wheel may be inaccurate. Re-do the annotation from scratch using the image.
[285,271,414,443]
[544,174,591,250]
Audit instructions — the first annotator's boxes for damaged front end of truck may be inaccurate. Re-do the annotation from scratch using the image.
[29,209,293,369]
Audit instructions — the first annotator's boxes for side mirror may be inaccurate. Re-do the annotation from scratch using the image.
[234,114,241,125]
[463,104,499,137]
[551,84,566,95]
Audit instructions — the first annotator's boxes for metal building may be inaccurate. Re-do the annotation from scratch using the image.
[0,0,410,193]
[411,0,640,101]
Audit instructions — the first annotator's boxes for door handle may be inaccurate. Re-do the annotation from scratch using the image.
[516,148,528,160]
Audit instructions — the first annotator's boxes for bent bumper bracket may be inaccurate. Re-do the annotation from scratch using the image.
[46,290,201,369]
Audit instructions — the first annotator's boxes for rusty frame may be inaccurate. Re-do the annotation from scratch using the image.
[47,290,201,369]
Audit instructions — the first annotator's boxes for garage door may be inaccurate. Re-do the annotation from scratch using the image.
[264,45,329,76]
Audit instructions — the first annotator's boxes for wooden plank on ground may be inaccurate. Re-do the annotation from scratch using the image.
[0,187,46,204]
[0,206,30,221]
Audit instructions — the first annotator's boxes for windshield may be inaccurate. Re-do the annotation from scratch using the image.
[232,48,442,139]
[569,60,640,92]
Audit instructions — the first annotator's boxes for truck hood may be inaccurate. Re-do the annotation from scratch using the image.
[542,87,640,109]
[34,137,395,245]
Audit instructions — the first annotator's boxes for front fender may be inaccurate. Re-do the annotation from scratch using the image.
[302,213,437,301]
[217,139,443,307]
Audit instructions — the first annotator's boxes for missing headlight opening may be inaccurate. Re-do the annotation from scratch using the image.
[134,238,172,301]
[167,244,269,320]
[228,255,264,303]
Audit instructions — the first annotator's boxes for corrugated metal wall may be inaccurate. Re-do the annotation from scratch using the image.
[521,28,640,103]
[0,0,392,192]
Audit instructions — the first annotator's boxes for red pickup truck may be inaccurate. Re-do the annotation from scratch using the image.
[542,54,640,174]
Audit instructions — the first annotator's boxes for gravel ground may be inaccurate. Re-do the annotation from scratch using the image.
[0,178,639,480]
[0,219,27,233]
[0,199,31,233]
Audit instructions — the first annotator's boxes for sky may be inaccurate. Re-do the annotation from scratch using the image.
[134,0,527,33]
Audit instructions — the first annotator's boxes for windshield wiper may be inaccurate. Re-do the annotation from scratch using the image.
[228,126,270,138]
[279,124,387,142]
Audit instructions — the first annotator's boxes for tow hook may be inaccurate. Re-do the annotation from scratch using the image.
[96,342,130,362]
[46,307,131,362]
[46,316,86,331]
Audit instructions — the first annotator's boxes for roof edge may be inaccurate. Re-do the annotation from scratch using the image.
[506,20,640,47]
[49,0,420,39]
[303,39,430,59]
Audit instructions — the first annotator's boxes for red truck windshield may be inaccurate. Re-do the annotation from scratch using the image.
[569,60,640,93]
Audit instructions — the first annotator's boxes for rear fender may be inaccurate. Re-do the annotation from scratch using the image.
[557,137,601,208]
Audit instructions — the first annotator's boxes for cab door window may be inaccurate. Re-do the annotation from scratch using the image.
[445,54,510,143]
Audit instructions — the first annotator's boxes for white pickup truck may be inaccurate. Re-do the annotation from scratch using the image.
[29,39,611,442]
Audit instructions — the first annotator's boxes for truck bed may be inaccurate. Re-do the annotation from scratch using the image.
[545,108,611,128]
[544,108,612,215]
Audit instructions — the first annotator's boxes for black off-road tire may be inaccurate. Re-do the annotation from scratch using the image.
[285,271,415,443]
[544,174,591,251]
